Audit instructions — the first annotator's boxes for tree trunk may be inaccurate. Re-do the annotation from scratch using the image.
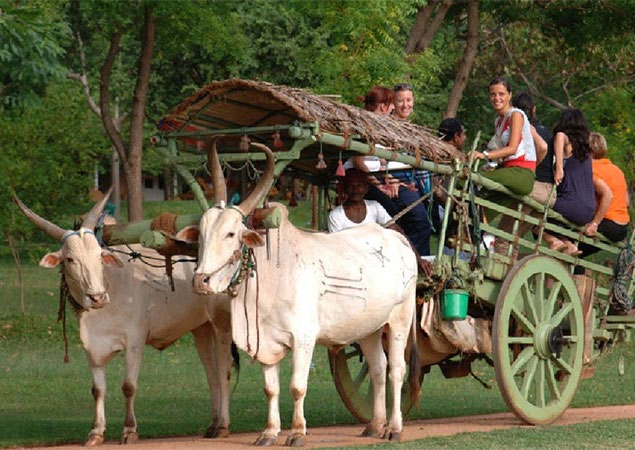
[6,232,24,314]
[404,1,437,54]
[405,0,454,55]
[126,6,156,222]
[444,0,479,118]
[124,157,143,220]
[111,150,120,219]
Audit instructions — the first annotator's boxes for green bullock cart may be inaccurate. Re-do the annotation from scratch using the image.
[102,79,635,427]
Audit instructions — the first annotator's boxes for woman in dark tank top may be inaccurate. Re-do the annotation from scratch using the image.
[542,108,596,255]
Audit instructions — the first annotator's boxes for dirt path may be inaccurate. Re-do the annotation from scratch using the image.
[29,404,635,450]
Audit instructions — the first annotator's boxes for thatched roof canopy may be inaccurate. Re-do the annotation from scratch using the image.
[158,79,463,167]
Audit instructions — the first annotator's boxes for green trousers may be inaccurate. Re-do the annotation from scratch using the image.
[480,166,535,222]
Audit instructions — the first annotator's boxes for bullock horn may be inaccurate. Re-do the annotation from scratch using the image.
[12,194,68,241]
[207,136,227,205]
[237,142,275,217]
[82,185,115,230]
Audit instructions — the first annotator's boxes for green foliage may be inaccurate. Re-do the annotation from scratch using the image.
[0,0,70,109]
[583,86,635,188]
[0,81,110,256]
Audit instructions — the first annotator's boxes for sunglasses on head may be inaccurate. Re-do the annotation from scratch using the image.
[394,83,413,92]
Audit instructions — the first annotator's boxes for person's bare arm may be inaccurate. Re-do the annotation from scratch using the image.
[584,178,613,236]
[351,156,369,172]
[553,132,566,185]
[469,111,523,160]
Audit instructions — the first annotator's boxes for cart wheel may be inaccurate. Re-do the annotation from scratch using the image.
[493,255,584,425]
[328,345,416,423]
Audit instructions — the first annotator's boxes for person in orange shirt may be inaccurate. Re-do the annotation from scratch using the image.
[583,132,630,245]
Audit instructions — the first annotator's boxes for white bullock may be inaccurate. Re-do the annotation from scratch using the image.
[177,141,420,446]
[14,191,235,446]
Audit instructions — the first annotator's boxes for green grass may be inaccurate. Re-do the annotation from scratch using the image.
[320,419,635,449]
[2,199,635,447]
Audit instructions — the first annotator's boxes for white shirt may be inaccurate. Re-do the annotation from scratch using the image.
[343,156,411,172]
[494,107,536,167]
[328,200,392,233]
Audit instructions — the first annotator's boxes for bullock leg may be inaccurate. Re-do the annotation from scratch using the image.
[192,322,232,438]
[254,363,280,446]
[358,330,387,439]
[285,341,316,447]
[211,304,234,438]
[86,365,107,446]
[384,319,410,441]
[120,344,143,444]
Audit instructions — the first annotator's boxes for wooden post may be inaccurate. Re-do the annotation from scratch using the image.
[311,185,319,230]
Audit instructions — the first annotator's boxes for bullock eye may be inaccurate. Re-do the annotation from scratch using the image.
[65,257,75,264]
[225,232,235,239]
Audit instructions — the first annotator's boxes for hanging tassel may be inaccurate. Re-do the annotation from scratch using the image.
[316,153,327,169]
[272,131,284,148]
[335,150,346,177]
[315,140,327,169]
[239,135,250,152]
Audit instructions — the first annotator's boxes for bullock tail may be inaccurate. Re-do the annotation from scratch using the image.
[231,342,241,393]
[406,307,421,407]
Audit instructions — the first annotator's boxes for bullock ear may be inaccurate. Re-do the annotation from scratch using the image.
[102,250,123,268]
[40,251,62,268]
[241,230,265,248]
[175,225,200,244]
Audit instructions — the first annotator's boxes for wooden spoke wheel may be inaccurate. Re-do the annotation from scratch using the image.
[328,345,416,423]
[493,255,584,425]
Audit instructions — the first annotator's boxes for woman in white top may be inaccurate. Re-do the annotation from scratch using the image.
[470,77,537,195]
[468,77,538,256]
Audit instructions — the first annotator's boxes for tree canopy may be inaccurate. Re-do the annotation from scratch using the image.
[2,0,633,233]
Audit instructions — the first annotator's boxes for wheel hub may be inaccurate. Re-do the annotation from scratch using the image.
[548,326,564,358]
[534,323,563,359]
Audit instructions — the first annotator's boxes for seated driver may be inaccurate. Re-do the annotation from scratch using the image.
[328,169,391,233]
[329,169,433,277]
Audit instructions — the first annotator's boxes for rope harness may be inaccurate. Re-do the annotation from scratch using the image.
[610,242,635,312]
[58,271,84,363]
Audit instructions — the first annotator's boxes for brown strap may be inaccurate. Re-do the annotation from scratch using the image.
[342,128,350,150]
[58,273,70,363]
[414,147,421,168]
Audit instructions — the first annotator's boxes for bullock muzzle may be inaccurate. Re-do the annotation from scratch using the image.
[193,273,215,295]
[86,293,110,309]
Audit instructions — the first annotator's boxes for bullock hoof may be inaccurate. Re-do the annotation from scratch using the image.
[360,425,384,439]
[204,426,230,439]
[121,431,138,444]
[204,425,217,438]
[384,430,401,441]
[85,433,104,446]
[254,434,278,446]
[285,433,306,447]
